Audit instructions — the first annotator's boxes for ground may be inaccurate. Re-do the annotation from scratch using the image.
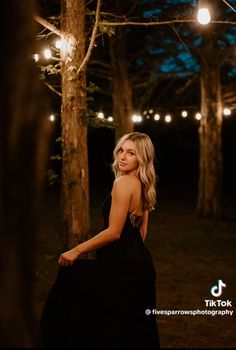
[34,187,236,348]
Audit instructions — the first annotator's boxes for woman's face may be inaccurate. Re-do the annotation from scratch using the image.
[116,140,139,175]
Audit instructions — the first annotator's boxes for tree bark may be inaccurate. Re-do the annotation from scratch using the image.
[196,61,223,217]
[61,0,89,248]
[110,28,134,140]
[0,0,50,346]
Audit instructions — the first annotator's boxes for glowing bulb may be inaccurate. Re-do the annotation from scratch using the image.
[33,53,39,62]
[97,112,104,119]
[49,114,55,122]
[164,115,172,123]
[132,115,142,123]
[44,48,52,59]
[137,115,142,122]
[223,108,231,116]
[55,39,62,49]
[154,114,160,121]
[107,116,113,122]
[195,113,201,120]
[197,8,211,25]
[181,111,188,118]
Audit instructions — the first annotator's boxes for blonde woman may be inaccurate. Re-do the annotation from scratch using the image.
[40,132,160,348]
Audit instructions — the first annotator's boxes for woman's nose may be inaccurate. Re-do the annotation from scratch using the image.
[121,152,126,160]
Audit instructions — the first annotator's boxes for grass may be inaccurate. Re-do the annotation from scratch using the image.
[34,188,236,348]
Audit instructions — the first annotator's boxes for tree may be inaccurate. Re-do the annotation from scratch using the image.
[60,0,89,248]
[130,0,236,217]
[110,26,134,140]
[196,23,224,217]
[36,0,102,248]
[0,0,50,346]
[36,0,236,226]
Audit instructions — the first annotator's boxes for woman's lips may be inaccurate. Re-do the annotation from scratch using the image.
[119,162,127,167]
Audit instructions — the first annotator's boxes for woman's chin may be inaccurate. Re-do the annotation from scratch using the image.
[118,168,126,175]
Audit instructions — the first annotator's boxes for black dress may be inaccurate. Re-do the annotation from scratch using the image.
[39,193,160,348]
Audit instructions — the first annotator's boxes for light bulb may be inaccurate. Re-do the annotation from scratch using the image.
[197,8,211,25]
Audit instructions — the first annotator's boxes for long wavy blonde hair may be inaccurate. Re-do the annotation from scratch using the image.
[112,132,157,211]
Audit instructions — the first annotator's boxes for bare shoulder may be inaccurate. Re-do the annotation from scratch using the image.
[111,176,141,208]
[112,175,140,195]
[112,176,132,196]
[114,175,140,188]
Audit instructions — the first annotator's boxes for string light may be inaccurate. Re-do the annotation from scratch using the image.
[33,53,39,62]
[197,8,211,25]
[181,110,188,118]
[132,115,142,123]
[197,0,211,25]
[44,48,52,59]
[55,39,62,49]
[154,114,160,121]
[48,107,233,127]
[223,108,231,116]
[164,115,172,123]
[49,114,55,122]
[97,112,104,119]
[195,112,201,120]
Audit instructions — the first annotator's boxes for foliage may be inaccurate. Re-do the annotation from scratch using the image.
[47,168,60,186]
[99,23,116,37]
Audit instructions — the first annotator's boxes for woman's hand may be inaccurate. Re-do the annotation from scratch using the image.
[58,247,80,266]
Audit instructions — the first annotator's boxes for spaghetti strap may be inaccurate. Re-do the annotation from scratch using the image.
[129,211,143,228]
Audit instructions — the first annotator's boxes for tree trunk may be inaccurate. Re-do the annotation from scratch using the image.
[110,28,134,140]
[196,62,223,217]
[0,0,50,346]
[61,0,89,248]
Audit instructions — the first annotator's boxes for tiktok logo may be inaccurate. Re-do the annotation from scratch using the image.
[210,279,226,297]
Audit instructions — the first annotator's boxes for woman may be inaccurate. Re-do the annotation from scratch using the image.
[40,132,160,348]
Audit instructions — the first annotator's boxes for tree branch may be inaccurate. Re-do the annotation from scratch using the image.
[76,0,102,76]
[222,0,236,13]
[223,96,236,104]
[35,15,62,37]
[100,19,236,27]
[42,80,62,96]
[35,14,236,39]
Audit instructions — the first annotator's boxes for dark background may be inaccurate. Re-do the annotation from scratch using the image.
[46,107,236,218]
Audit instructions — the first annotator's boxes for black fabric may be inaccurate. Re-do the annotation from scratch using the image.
[39,193,160,348]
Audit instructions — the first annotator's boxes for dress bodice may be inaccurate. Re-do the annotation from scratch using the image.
[95,192,147,261]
